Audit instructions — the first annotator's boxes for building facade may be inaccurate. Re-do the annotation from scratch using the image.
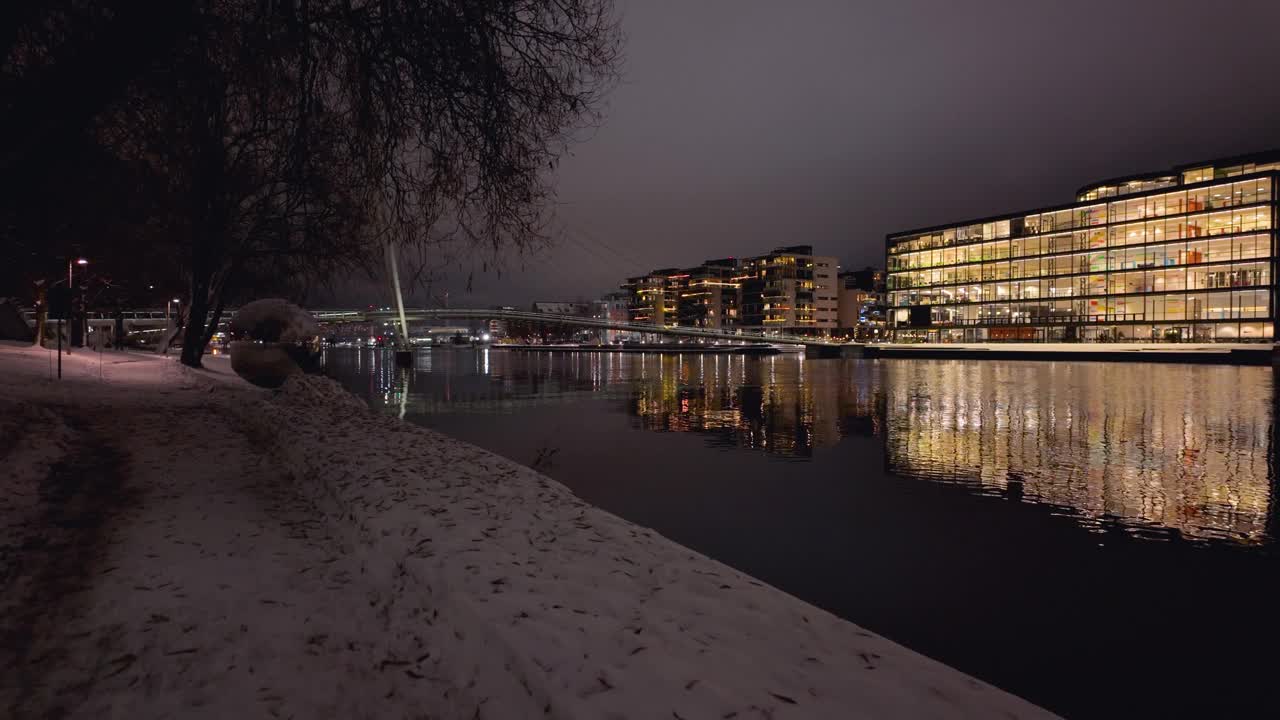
[487,306,517,340]
[676,259,739,329]
[531,301,592,316]
[887,151,1279,343]
[837,267,887,340]
[593,292,632,343]
[737,245,838,334]
[623,270,679,327]
[621,246,838,336]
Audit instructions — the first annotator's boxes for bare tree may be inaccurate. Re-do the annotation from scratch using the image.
[0,1,198,179]
[91,0,621,367]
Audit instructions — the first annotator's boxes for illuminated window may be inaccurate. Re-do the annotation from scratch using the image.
[1183,167,1212,184]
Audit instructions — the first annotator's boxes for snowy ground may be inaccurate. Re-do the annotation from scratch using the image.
[0,341,1057,719]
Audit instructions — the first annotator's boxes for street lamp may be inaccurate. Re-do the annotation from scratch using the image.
[69,257,88,286]
[167,297,181,320]
[64,258,88,355]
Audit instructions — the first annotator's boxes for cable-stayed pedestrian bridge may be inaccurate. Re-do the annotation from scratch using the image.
[312,307,851,349]
[18,306,862,355]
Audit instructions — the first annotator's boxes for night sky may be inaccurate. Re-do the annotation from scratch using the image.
[346,0,1280,308]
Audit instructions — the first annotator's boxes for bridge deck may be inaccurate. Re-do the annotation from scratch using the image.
[313,308,849,347]
[20,306,855,348]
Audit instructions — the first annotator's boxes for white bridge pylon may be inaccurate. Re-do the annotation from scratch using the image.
[385,242,413,352]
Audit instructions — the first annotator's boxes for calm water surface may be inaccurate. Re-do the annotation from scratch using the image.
[327,347,1280,719]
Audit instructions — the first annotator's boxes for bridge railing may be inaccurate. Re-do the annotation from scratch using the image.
[335,307,846,347]
[19,308,239,326]
[17,305,851,346]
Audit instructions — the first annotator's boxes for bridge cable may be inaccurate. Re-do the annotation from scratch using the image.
[567,225,648,271]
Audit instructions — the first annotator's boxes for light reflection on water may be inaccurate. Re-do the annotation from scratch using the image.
[328,346,1280,717]
[330,347,1277,546]
[882,361,1275,544]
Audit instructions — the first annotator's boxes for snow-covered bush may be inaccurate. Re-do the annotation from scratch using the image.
[228,299,323,387]
[228,298,321,344]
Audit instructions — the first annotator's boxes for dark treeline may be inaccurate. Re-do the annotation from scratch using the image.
[1,0,619,366]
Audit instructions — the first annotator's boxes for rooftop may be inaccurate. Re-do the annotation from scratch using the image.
[889,148,1280,242]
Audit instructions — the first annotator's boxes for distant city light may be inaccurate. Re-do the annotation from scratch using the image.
[76,258,88,265]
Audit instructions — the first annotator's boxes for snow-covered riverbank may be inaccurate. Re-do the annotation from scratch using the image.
[0,342,1056,719]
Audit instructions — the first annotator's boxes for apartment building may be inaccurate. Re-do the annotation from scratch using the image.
[621,245,838,335]
[837,267,887,340]
[676,258,740,329]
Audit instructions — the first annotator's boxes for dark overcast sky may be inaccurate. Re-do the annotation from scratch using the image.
[345,0,1280,308]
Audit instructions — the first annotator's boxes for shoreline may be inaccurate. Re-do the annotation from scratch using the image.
[0,342,1055,718]
[500,343,783,355]
[865,341,1275,364]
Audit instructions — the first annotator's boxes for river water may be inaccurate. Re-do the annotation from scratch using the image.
[326,347,1280,719]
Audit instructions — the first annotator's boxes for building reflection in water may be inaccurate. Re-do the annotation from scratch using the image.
[633,354,1276,543]
[628,353,882,457]
[881,362,1276,544]
[327,347,1277,544]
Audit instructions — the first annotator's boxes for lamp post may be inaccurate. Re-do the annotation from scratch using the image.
[69,257,87,286]
[167,298,182,353]
[66,258,87,354]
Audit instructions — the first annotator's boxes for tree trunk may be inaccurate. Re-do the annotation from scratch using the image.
[180,66,230,369]
[156,318,184,354]
[32,281,46,347]
[199,286,229,352]
[180,248,240,367]
[155,302,185,354]
[179,263,211,368]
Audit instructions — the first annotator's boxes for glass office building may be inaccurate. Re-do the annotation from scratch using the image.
[887,151,1280,343]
